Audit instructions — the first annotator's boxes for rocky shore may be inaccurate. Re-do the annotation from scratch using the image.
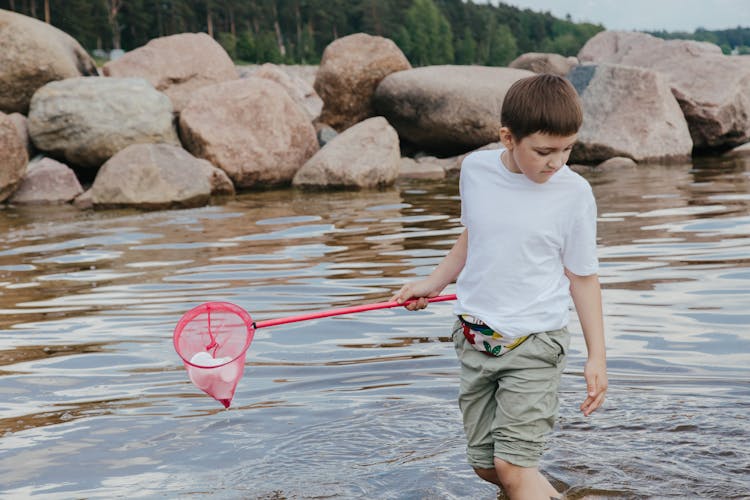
[1,9,750,210]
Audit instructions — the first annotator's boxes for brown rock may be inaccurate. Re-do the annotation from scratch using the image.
[293,117,400,188]
[569,64,693,163]
[597,156,639,169]
[7,112,32,156]
[0,9,97,114]
[103,32,238,112]
[248,63,322,120]
[0,111,28,202]
[509,52,578,76]
[8,157,83,205]
[315,33,411,130]
[90,143,230,209]
[180,78,318,189]
[373,66,534,155]
[578,31,750,150]
[73,189,93,210]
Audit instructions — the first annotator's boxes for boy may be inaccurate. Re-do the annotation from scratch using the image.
[392,74,607,499]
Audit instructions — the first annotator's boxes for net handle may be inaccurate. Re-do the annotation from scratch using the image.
[254,294,456,330]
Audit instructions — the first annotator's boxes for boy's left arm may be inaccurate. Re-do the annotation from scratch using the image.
[565,269,608,417]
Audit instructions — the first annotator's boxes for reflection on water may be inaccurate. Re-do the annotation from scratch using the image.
[0,157,749,498]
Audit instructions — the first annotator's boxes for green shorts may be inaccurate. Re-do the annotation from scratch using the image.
[451,320,569,469]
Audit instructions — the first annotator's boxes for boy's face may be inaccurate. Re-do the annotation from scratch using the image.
[499,128,577,184]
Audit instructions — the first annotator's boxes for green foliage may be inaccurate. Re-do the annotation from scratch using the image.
[397,0,454,65]
[217,32,238,59]
[650,26,750,54]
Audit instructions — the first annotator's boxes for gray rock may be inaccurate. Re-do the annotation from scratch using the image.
[102,33,238,113]
[8,157,83,205]
[373,66,534,155]
[0,9,98,114]
[316,124,338,147]
[27,77,179,168]
[578,31,750,150]
[90,143,232,209]
[724,142,750,157]
[293,117,400,188]
[179,78,318,189]
[0,111,28,202]
[315,33,411,131]
[398,157,446,181]
[570,64,693,163]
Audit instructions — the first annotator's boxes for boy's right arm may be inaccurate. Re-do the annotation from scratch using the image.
[391,229,468,310]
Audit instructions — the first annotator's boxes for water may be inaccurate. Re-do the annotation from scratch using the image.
[0,156,749,499]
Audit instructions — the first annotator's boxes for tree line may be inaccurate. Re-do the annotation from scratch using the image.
[650,27,750,55]
[0,0,604,66]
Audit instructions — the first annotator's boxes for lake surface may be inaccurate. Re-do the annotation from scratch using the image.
[0,156,748,499]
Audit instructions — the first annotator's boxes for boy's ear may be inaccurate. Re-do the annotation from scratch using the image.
[499,127,515,150]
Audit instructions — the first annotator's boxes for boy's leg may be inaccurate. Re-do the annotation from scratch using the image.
[491,328,569,498]
[452,321,501,472]
[454,324,568,496]
[494,459,560,499]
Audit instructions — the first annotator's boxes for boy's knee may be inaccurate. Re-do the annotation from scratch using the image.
[494,457,531,488]
[472,466,500,486]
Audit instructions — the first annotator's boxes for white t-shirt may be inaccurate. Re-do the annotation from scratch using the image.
[454,148,599,339]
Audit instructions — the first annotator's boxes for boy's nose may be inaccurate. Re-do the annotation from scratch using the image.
[548,155,565,168]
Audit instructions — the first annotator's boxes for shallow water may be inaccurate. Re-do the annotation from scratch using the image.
[0,156,749,499]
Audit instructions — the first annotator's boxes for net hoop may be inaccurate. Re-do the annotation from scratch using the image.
[173,301,255,368]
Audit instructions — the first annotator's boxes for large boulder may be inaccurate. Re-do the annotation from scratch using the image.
[315,33,411,131]
[102,32,238,113]
[0,111,28,202]
[7,157,83,205]
[179,78,318,189]
[248,63,322,119]
[569,64,693,163]
[373,66,534,155]
[0,9,98,114]
[293,117,400,188]
[27,77,179,168]
[578,31,750,150]
[8,112,33,156]
[509,52,578,76]
[89,143,233,209]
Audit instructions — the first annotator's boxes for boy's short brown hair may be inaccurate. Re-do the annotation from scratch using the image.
[500,74,583,141]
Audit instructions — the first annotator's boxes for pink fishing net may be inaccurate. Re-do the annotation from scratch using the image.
[173,302,255,408]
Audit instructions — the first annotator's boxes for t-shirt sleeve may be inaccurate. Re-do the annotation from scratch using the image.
[562,190,599,276]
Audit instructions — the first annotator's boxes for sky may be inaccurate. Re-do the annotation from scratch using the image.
[493,0,750,32]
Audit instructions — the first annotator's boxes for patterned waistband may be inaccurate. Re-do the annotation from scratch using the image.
[457,315,529,357]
